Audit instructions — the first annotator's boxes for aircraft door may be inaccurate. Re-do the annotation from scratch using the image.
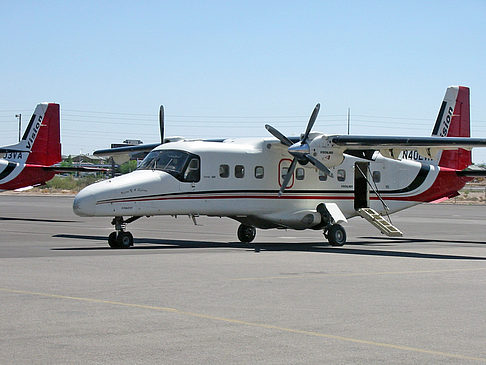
[179,157,200,192]
[278,159,294,189]
[354,161,370,210]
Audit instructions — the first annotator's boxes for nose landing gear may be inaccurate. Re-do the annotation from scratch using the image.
[108,216,141,249]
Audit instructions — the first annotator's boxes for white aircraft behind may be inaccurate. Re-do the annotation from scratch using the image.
[74,86,486,248]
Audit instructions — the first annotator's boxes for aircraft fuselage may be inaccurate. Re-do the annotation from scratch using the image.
[73,137,466,230]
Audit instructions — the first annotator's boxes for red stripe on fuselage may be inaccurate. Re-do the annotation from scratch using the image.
[381,168,470,202]
[95,166,469,206]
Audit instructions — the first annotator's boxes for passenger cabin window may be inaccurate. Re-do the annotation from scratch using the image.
[372,171,381,183]
[296,168,305,180]
[255,166,264,179]
[337,169,346,182]
[138,149,200,182]
[319,170,327,181]
[235,165,245,178]
[219,164,229,178]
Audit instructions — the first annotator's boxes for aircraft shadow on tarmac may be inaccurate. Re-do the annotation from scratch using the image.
[52,234,486,261]
[0,216,77,223]
[359,236,486,245]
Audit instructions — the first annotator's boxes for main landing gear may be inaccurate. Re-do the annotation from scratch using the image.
[108,216,141,249]
[237,224,256,243]
[317,203,347,246]
[324,224,346,246]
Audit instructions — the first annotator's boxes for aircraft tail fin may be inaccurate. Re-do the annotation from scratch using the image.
[431,86,471,170]
[1,103,61,166]
[17,103,61,166]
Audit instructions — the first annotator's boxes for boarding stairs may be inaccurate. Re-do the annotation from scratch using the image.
[357,208,403,237]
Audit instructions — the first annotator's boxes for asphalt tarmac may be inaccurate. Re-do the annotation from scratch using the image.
[1,195,485,364]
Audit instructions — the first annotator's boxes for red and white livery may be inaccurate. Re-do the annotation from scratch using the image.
[0,103,61,191]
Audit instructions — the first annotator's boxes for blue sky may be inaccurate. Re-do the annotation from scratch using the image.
[1,1,486,161]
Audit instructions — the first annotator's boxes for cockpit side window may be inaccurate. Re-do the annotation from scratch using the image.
[184,158,200,182]
[138,149,200,182]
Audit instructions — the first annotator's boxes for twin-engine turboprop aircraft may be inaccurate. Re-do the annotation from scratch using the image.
[73,86,486,248]
[0,103,106,192]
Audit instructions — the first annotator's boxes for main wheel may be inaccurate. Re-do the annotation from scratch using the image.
[117,231,134,249]
[237,224,256,243]
[108,232,120,249]
[327,224,346,246]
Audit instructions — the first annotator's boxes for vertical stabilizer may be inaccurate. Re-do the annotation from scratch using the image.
[431,86,471,170]
[24,103,61,166]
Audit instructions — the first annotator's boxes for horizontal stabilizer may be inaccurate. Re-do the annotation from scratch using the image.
[456,166,486,177]
[43,166,109,173]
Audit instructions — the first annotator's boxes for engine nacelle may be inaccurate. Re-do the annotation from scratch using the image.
[308,135,344,167]
[256,210,322,230]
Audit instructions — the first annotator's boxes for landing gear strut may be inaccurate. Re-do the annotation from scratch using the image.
[108,216,140,249]
[237,224,256,243]
[317,204,347,246]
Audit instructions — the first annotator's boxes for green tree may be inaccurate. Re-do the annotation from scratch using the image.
[60,155,73,168]
[119,160,138,174]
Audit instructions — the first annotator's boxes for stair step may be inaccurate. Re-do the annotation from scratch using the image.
[357,208,403,237]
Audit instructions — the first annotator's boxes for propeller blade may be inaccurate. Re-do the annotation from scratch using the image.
[265,124,293,147]
[305,154,333,177]
[279,158,298,196]
[301,103,320,143]
[159,105,165,144]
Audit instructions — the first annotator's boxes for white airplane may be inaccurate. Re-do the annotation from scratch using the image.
[0,103,107,192]
[73,86,486,249]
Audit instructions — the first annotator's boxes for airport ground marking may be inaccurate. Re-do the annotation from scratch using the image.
[1,287,486,362]
[232,267,486,281]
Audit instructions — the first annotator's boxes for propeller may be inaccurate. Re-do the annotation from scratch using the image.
[159,105,165,144]
[265,124,293,147]
[266,103,333,196]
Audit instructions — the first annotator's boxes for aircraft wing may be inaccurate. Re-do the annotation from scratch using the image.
[0,147,29,153]
[93,143,160,165]
[92,137,226,165]
[330,135,486,159]
[331,135,486,148]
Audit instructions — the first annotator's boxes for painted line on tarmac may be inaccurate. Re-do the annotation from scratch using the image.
[231,267,486,281]
[1,287,485,363]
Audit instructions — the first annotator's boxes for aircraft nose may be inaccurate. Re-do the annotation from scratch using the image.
[73,187,96,216]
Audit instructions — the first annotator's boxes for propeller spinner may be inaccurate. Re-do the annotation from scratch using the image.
[265,103,333,196]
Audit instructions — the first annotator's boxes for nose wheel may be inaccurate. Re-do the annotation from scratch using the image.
[108,231,134,249]
[108,216,140,249]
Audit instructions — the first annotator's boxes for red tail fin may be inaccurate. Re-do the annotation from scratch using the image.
[431,86,471,170]
[25,103,61,166]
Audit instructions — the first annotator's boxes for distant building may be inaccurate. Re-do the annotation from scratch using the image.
[123,139,143,145]
[68,154,108,164]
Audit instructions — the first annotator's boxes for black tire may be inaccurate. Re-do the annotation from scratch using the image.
[117,231,134,249]
[327,224,346,246]
[108,232,120,249]
[237,224,256,243]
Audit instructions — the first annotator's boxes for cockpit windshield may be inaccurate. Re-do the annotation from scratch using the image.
[137,149,200,182]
